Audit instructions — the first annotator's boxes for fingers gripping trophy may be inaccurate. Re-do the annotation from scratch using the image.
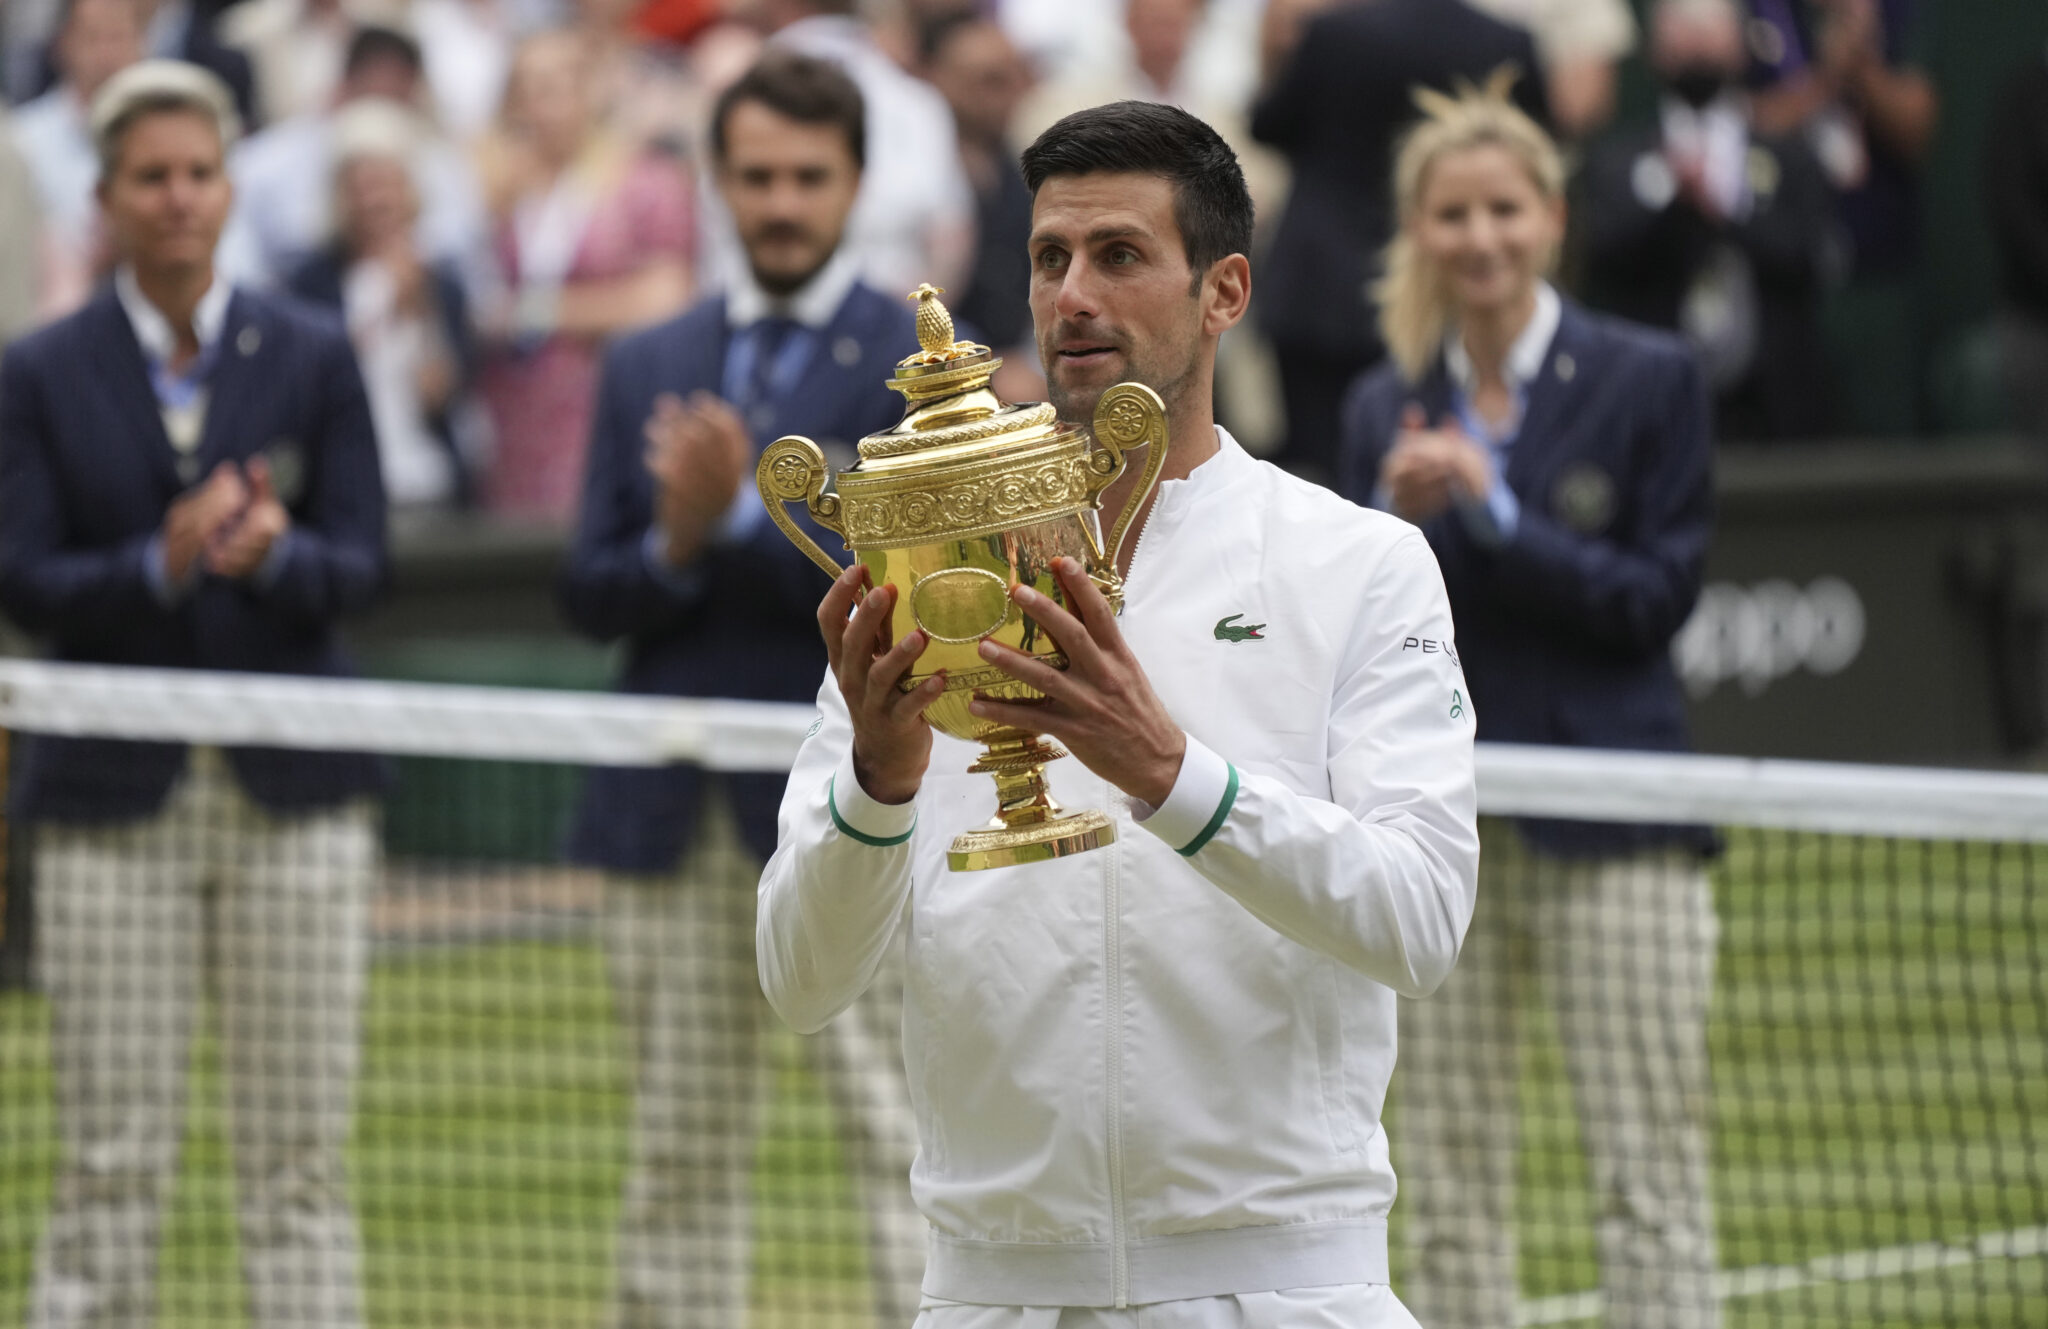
[758,284,1167,870]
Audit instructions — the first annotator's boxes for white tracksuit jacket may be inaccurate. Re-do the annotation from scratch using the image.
[758,429,1479,1308]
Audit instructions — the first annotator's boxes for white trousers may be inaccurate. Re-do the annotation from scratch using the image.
[1397,820,1721,1329]
[602,789,925,1329]
[29,748,377,1329]
[914,1284,1422,1328]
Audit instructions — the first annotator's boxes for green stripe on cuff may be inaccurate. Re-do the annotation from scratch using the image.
[828,774,915,848]
[1178,763,1240,857]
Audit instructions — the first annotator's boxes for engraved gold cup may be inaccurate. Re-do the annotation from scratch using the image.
[757,284,1168,871]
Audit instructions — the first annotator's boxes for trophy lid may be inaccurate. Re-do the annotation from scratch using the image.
[857,285,1063,467]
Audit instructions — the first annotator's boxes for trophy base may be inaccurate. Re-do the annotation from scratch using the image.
[947,809,1116,872]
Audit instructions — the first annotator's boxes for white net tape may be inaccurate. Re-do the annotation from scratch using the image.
[2,659,2045,842]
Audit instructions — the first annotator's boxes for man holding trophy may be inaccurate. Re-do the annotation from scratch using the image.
[757,101,1479,1328]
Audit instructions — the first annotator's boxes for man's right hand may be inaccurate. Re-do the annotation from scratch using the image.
[819,563,946,806]
[644,390,752,568]
[161,461,250,584]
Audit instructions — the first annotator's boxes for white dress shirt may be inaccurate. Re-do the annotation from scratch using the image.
[116,266,265,603]
[1434,280,1563,543]
[342,259,457,508]
[115,264,233,458]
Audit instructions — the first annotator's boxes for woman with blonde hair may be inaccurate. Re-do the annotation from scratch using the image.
[1338,78,1724,1329]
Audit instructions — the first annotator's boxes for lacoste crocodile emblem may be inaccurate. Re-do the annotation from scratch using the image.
[1214,613,1267,643]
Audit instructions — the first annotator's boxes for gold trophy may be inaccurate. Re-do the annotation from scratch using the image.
[758,285,1167,871]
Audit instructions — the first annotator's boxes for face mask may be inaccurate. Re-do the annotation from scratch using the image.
[1666,64,1730,109]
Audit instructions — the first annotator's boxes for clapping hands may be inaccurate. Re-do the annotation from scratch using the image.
[644,391,752,568]
[1379,404,1496,524]
[161,457,292,584]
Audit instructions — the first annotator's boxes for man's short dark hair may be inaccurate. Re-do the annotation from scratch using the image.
[343,24,423,80]
[1021,101,1254,290]
[710,50,866,172]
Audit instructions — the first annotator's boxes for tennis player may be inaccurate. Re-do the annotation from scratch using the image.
[758,101,1478,1327]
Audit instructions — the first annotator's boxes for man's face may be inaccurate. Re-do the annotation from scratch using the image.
[717,99,862,297]
[928,22,1029,147]
[59,0,143,102]
[1029,171,1205,424]
[98,110,234,275]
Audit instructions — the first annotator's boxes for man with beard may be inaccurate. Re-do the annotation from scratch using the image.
[758,101,1479,1327]
[557,49,925,1329]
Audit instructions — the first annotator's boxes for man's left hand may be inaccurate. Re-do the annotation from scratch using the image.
[206,457,292,580]
[969,557,1187,808]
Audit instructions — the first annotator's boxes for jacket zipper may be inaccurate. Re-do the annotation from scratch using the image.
[1105,476,1167,1309]
[1104,836,1128,1307]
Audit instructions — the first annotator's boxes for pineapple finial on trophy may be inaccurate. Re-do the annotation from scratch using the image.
[910,283,956,357]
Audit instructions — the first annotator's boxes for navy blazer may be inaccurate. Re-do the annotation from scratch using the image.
[0,286,390,821]
[561,281,918,872]
[1338,301,1717,858]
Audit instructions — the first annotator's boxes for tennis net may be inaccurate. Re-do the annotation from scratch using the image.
[0,660,2041,1329]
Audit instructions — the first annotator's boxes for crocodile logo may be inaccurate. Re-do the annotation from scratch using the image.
[1214,613,1266,643]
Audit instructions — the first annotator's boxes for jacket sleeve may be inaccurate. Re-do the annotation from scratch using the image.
[1736,139,1830,293]
[558,340,710,641]
[1335,370,1395,506]
[252,329,389,623]
[757,671,918,1034]
[1137,530,1479,998]
[1480,342,1713,656]
[1580,136,1691,284]
[0,344,170,636]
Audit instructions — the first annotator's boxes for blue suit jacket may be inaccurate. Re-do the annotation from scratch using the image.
[1338,301,1718,858]
[0,287,390,821]
[560,281,918,872]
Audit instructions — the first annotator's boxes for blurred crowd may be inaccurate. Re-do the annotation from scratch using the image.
[0,0,2043,517]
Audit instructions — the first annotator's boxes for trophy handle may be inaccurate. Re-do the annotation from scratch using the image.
[756,435,850,580]
[1090,383,1170,569]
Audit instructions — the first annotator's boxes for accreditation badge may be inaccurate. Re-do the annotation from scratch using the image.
[1552,462,1618,535]
[264,437,308,507]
